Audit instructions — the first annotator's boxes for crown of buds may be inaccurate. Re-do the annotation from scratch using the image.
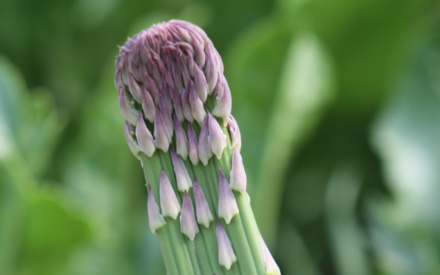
[114,20,278,274]
[115,20,233,163]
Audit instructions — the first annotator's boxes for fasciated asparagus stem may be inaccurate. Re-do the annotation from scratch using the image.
[115,20,281,275]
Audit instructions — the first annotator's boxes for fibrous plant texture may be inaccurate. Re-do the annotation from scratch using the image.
[115,20,280,275]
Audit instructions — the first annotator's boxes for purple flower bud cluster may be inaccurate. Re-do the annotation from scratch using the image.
[120,20,256,272]
[115,20,234,163]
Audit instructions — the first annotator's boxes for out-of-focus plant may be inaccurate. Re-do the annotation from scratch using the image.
[0,56,92,275]
[369,36,440,275]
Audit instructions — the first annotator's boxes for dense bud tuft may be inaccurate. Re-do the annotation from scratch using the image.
[114,21,278,274]
[116,20,232,158]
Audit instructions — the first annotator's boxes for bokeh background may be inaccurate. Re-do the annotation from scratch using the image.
[1,0,440,274]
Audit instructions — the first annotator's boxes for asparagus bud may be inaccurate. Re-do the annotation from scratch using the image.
[171,148,192,192]
[147,184,166,233]
[230,147,247,193]
[218,169,239,224]
[217,220,237,270]
[160,170,181,219]
[136,113,156,157]
[181,190,199,241]
[193,179,214,228]
[115,20,278,275]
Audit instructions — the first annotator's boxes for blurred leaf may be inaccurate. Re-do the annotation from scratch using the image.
[72,0,121,30]
[177,2,213,28]
[0,55,92,275]
[18,190,92,275]
[0,171,24,275]
[325,164,370,275]
[129,12,174,37]
[0,55,28,160]
[277,0,437,118]
[370,37,440,275]
[255,31,334,246]
[0,55,64,178]
[0,55,38,275]
[277,220,321,275]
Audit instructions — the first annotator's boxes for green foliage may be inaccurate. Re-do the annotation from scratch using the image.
[20,192,92,275]
[369,40,440,275]
[0,56,92,275]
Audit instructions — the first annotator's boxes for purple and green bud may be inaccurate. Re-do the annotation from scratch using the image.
[217,220,237,270]
[160,170,181,219]
[128,74,143,103]
[159,94,174,140]
[153,109,170,152]
[140,85,156,123]
[170,87,184,122]
[204,43,219,94]
[144,72,160,105]
[173,114,189,160]
[136,113,156,157]
[189,80,206,124]
[182,84,195,123]
[115,20,278,275]
[124,121,140,159]
[171,60,184,93]
[147,184,166,233]
[181,190,199,241]
[218,169,239,224]
[208,112,227,159]
[188,124,199,165]
[119,84,139,126]
[114,67,123,88]
[171,148,192,192]
[194,64,208,102]
[198,114,213,165]
[212,76,232,125]
[228,115,242,151]
[176,53,190,87]
[230,147,247,193]
[193,179,214,228]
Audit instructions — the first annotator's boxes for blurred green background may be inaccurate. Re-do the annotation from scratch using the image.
[1,0,440,274]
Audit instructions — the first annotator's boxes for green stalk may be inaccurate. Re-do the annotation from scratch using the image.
[140,127,267,275]
[141,153,194,275]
